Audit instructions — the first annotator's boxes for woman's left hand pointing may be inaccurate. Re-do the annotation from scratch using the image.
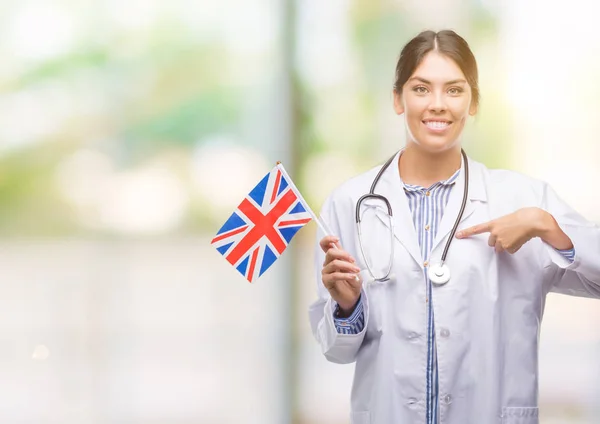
[455,207,556,254]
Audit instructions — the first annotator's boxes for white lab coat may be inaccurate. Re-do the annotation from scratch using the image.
[308,152,600,424]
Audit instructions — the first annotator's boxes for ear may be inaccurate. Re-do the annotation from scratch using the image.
[469,101,478,116]
[393,90,404,115]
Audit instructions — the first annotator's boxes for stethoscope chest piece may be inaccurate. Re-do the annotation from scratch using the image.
[428,262,450,286]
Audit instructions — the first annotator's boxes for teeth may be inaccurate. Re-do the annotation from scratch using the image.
[425,121,450,129]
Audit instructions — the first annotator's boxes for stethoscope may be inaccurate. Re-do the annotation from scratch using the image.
[355,149,469,286]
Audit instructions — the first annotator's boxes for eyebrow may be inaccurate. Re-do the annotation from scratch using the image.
[409,77,467,85]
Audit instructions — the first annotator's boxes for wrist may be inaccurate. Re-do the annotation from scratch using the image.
[533,209,555,238]
[535,209,574,250]
[336,296,361,318]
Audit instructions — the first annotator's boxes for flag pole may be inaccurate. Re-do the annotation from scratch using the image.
[276,162,333,237]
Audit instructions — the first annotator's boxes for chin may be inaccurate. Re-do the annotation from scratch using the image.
[411,136,458,153]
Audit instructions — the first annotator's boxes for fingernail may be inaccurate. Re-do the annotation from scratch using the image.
[353,266,360,272]
[349,256,356,263]
[456,231,463,238]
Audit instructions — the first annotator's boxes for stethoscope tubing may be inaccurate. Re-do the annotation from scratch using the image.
[355,149,469,284]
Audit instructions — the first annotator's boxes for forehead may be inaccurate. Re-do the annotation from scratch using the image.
[410,51,466,82]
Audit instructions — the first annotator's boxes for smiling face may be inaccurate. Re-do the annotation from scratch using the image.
[393,51,478,153]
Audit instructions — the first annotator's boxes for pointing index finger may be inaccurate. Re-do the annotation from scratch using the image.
[456,222,491,238]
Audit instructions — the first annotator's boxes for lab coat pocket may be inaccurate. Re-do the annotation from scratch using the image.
[350,411,370,424]
[501,407,538,424]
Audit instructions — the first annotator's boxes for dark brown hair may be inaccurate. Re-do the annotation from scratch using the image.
[393,30,480,109]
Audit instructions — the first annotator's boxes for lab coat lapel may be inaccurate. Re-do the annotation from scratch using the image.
[374,153,423,267]
[431,156,486,257]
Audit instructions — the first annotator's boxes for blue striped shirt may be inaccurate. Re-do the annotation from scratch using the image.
[332,166,576,424]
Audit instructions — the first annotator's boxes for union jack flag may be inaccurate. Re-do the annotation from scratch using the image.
[211,164,313,283]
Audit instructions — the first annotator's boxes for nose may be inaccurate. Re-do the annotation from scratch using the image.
[428,91,446,113]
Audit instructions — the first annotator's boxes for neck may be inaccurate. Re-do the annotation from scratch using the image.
[399,144,462,187]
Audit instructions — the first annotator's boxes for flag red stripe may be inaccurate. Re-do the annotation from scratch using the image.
[246,247,260,283]
[264,190,296,254]
[211,225,248,244]
[271,170,281,204]
[226,190,297,265]
[279,218,311,227]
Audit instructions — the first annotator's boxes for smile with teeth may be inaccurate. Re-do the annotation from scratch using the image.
[423,120,452,130]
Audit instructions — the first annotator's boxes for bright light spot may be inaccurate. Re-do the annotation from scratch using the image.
[6,3,78,62]
[56,149,189,234]
[55,149,114,208]
[502,0,600,224]
[0,85,73,152]
[105,0,163,31]
[192,138,269,217]
[298,0,354,88]
[220,1,276,55]
[32,344,50,361]
[99,165,189,234]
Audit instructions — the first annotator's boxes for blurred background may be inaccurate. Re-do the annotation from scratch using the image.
[0,0,599,423]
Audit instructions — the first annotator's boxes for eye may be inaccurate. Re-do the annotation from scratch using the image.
[413,86,428,94]
[448,87,464,95]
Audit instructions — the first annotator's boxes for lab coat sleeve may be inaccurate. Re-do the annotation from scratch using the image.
[333,296,365,334]
[308,194,369,364]
[554,248,576,263]
[541,183,600,297]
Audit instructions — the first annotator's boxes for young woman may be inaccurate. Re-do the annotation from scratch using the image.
[308,29,600,424]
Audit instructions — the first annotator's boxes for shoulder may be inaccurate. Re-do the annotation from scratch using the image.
[321,163,383,212]
[470,157,549,204]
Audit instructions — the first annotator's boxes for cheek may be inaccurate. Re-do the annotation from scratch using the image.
[402,96,427,117]
[405,113,423,135]
[450,100,472,121]
[404,107,426,127]
[455,113,471,131]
